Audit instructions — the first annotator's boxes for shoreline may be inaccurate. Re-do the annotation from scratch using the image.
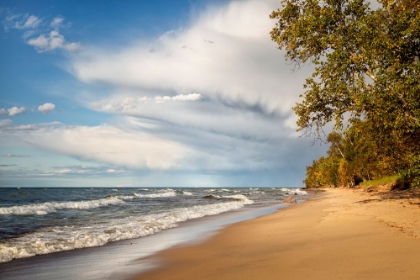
[131,188,420,280]
[0,191,301,280]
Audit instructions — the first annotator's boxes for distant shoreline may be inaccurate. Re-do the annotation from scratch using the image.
[132,188,420,280]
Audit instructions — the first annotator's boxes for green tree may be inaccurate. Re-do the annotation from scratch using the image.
[270,0,420,186]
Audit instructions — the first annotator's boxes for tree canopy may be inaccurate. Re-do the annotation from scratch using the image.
[270,0,420,187]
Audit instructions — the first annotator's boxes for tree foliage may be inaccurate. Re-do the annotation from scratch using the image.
[270,0,420,187]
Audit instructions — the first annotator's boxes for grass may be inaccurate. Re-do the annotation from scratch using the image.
[359,175,401,188]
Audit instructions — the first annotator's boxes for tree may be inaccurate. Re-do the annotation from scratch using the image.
[270,0,420,135]
[270,0,420,186]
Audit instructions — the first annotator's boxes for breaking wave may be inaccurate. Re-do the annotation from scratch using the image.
[0,196,124,216]
[0,196,253,263]
[280,188,308,195]
[133,190,177,198]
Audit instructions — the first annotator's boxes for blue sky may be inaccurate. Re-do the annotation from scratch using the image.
[0,0,328,187]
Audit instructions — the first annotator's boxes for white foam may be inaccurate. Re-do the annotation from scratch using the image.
[0,196,254,263]
[183,191,193,196]
[204,189,216,192]
[222,194,253,204]
[0,196,125,216]
[280,188,307,195]
[133,190,176,198]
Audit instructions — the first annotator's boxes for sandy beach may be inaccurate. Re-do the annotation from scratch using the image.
[133,188,420,280]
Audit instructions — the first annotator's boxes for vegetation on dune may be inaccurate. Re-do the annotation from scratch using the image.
[359,175,401,188]
[270,0,420,188]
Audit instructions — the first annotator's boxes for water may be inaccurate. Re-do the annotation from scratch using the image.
[0,187,308,278]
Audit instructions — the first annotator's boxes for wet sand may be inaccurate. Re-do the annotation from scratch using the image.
[132,188,420,280]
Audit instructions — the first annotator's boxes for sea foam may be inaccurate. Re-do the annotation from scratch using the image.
[0,196,124,216]
[281,188,308,195]
[133,190,177,198]
[0,197,253,263]
[0,190,180,217]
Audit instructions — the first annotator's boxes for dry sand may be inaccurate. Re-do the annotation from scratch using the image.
[132,188,420,280]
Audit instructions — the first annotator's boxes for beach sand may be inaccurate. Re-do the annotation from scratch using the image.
[131,188,420,280]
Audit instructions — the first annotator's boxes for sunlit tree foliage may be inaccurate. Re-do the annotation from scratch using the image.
[271,0,420,187]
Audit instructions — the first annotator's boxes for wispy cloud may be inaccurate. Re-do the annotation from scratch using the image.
[14,15,41,29]
[69,0,311,153]
[1,154,31,158]
[0,117,323,173]
[51,165,127,176]
[0,164,130,182]
[52,0,319,174]
[0,119,12,127]
[155,93,202,102]
[1,122,190,170]
[3,13,42,30]
[0,0,327,185]
[73,0,311,116]
[50,16,64,29]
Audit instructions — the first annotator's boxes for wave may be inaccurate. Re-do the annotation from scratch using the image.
[0,196,253,263]
[0,190,180,216]
[222,194,253,204]
[0,196,124,216]
[280,188,308,195]
[203,194,253,204]
[133,190,177,198]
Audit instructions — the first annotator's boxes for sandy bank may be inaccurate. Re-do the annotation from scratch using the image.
[132,188,420,280]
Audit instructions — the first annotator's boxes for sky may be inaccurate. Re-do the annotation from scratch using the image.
[0,0,330,188]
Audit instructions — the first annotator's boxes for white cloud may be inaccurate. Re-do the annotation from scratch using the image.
[0,108,7,115]
[2,122,191,170]
[71,0,310,146]
[38,102,56,114]
[63,42,81,52]
[1,1,329,185]
[4,14,19,24]
[50,165,125,176]
[1,154,31,157]
[0,119,12,127]
[93,93,202,108]
[157,93,202,102]
[72,0,311,116]
[0,119,324,173]
[22,30,35,39]
[7,107,25,116]
[50,17,64,29]
[27,30,81,53]
[61,0,322,175]
[17,15,41,29]
[0,13,81,53]
[54,169,71,174]
[92,94,297,141]
[3,14,42,30]
[27,34,49,48]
